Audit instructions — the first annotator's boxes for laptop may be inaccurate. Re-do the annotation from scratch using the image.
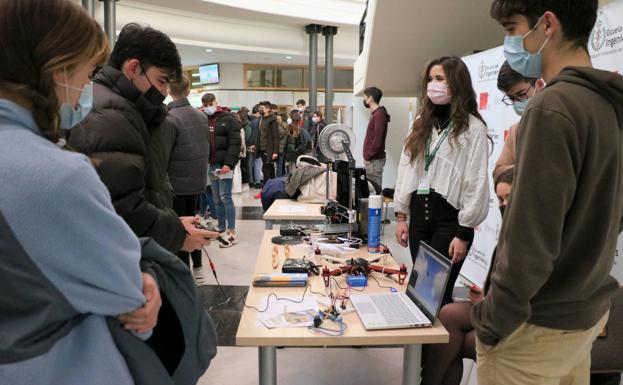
[350,242,452,330]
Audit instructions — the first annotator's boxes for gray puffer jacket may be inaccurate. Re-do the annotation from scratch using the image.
[166,98,209,195]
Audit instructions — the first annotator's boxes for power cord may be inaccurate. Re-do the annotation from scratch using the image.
[202,246,231,310]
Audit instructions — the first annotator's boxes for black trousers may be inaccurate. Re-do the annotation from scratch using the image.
[172,194,202,268]
[408,191,474,305]
[259,151,275,182]
[240,156,250,184]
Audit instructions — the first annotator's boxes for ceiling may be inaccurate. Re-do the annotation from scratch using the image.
[355,0,506,96]
[177,44,357,67]
[105,0,361,67]
[136,0,367,26]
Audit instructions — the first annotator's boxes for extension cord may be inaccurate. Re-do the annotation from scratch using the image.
[316,297,356,315]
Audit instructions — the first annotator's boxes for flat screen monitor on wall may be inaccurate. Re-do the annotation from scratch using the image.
[199,63,220,85]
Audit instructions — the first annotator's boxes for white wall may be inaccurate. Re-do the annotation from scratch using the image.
[352,96,415,189]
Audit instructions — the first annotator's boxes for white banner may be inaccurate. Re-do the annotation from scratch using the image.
[461,0,623,286]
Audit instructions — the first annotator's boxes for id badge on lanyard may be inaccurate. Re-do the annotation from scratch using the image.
[418,125,452,195]
[416,174,430,195]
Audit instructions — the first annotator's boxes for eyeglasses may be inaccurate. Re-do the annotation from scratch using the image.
[502,86,532,106]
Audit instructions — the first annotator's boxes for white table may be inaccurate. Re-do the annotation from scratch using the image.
[263,199,326,230]
[236,230,449,385]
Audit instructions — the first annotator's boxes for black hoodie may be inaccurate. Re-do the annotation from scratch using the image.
[472,67,623,346]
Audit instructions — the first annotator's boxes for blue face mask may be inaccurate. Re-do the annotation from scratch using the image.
[503,14,550,79]
[512,99,529,116]
[58,68,93,130]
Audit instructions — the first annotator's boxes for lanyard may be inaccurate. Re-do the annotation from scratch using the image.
[424,123,452,172]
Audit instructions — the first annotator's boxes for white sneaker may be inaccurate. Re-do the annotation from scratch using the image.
[227,232,238,246]
[217,233,233,248]
[206,217,219,227]
[193,267,206,285]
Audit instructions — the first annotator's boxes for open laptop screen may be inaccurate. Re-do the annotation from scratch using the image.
[406,242,451,321]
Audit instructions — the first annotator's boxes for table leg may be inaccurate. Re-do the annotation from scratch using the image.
[259,346,277,385]
[402,344,422,385]
[265,220,274,230]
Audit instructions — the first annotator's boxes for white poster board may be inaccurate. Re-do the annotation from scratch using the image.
[460,0,623,286]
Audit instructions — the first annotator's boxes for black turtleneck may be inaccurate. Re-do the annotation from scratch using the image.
[432,104,451,131]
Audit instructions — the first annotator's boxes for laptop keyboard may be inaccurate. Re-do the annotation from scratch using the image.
[370,295,426,325]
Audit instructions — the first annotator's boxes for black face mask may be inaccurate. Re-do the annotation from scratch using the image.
[363,100,370,109]
[135,86,166,129]
[499,205,506,218]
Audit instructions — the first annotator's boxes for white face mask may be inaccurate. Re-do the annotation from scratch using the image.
[287,118,293,125]
[205,105,217,116]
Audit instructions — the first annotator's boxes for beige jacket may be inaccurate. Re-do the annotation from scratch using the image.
[493,122,518,181]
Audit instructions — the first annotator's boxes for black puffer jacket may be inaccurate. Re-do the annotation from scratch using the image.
[69,65,185,253]
[285,130,308,161]
[207,107,241,168]
[166,98,209,195]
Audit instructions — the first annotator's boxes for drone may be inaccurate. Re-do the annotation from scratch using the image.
[320,257,408,287]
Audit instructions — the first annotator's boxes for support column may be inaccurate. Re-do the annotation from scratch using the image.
[305,24,322,113]
[101,0,117,46]
[322,26,338,124]
[81,0,95,17]
[259,346,277,385]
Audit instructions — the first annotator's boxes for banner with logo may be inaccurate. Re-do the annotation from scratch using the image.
[460,0,623,286]
[589,1,623,73]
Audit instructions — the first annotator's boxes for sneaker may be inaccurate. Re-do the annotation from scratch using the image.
[217,232,234,248]
[205,216,219,227]
[193,267,206,285]
[226,231,238,246]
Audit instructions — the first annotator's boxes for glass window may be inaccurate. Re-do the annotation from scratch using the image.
[246,67,274,88]
[303,68,352,90]
[335,69,354,89]
[275,68,304,88]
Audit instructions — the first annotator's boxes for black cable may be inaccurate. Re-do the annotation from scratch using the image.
[202,246,231,310]
[369,274,396,289]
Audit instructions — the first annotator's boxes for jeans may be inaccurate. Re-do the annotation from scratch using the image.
[365,157,386,193]
[247,152,258,184]
[209,165,235,232]
[276,155,286,177]
[248,153,263,185]
[198,186,217,219]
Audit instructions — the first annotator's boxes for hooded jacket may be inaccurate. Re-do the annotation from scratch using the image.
[363,106,390,161]
[472,67,623,346]
[166,98,210,195]
[69,65,185,253]
[207,106,241,168]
